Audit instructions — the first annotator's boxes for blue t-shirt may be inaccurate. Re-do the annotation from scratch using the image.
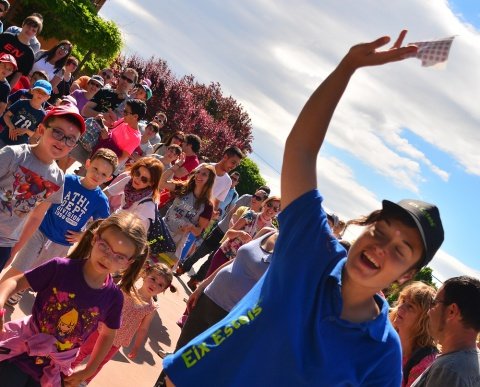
[8,89,33,105]
[39,174,110,246]
[163,189,402,386]
[0,99,45,146]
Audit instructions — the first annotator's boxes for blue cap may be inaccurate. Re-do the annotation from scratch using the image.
[32,80,52,95]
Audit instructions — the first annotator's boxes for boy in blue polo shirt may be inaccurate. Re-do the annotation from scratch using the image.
[2,148,118,304]
[161,31,445,387]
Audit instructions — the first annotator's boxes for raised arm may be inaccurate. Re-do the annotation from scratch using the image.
[281,31,417,209]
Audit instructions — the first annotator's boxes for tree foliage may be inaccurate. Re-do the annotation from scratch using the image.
[235,158,267,197]
[6,0,122,73]
[114,54,254,162]
[386,267,437,306]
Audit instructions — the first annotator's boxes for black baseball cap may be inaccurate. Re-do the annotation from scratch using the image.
[382,199,444,266]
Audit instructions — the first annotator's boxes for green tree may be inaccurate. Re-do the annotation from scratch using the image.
[386,266,437,306]
[235,158,267,197]
[6,0,122,73]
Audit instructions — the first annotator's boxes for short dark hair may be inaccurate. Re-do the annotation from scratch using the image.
[185,134,202,153]
[31,70,48,81]
[22,15,43,34]
[146,122,160,133]
[90,148,118,173]
[223,146,245,159]
[167,144,182,156]
[230,171,240,179]
[257,185,271,195]
[443,276,480,331]
[126,99,147,121]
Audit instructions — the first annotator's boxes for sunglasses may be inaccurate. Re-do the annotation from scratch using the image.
[67,60,78,67]
[266,202,281,212]
[121,74,135,84]
[133,169,150,184]
[95,235,132,264]
[102,71,113,80]
[48,127,78,147]
[59,45,71,53]
[252,194,266,201]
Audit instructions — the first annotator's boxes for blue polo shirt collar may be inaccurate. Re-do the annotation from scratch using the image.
[328,258,391,343]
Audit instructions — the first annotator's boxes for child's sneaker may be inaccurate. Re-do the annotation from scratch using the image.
[6,290,26,306]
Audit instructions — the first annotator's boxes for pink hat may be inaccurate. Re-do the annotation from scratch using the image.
[0,53,17,71]
[44,105,86,134]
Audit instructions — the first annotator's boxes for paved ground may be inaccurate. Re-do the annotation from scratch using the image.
[5,269,196,387]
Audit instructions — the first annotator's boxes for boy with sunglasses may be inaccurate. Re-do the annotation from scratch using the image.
[0,104,86,271]
[0,80,51,147]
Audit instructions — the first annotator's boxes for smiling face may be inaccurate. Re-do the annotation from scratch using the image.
[220,155,242,173]
[194,167,213,187]
[131,166,152,190]
[345,218,424,292]
[261,199,281,220]
[0,62,15,78]
[36,117,82,162]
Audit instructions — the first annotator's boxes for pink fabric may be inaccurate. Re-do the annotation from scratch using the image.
[403,353,437,387]
[71,329,119,383]
[0,316,78,387]
[111,121,141,155]
[113,293,156,347]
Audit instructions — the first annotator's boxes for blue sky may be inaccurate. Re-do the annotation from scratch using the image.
[100,0,480,281]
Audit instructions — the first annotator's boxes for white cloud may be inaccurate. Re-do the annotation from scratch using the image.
[99,0,480,276]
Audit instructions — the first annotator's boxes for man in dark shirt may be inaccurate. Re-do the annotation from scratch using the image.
[0,15,41,87]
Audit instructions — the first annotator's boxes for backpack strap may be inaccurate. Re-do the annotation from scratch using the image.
[403,346,438,384]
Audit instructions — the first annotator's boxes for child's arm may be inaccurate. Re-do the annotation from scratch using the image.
[158,167,176,191]
[7,201,51,266]
[64,325,116,386]
[3,110,18,141]
[127,311,155,359]
[0,274,30,331]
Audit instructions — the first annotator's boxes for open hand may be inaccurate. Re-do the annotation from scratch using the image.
[341,30,418,72]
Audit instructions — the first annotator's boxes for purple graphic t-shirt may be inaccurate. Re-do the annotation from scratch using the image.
[13,257,123,379]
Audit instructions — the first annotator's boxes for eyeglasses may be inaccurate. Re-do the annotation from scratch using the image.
[252,194,266,201]
[95,235,132,264]
[430,299,449,308]
[67,60,78,67]
[266,202,281,212]
[133,169,150,184]
[47,127,78,147]
[101,71,113,80]
[58,45,71,53]
[121,74,135,84]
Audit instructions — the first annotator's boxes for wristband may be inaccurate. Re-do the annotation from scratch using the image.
[0,308,6,317]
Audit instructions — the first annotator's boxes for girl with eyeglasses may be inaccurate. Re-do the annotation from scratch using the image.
[104,156,163,232]
[0,213,149,386]
[31,40,73,82]
[158,163,216,266]
[204,195,280,279]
